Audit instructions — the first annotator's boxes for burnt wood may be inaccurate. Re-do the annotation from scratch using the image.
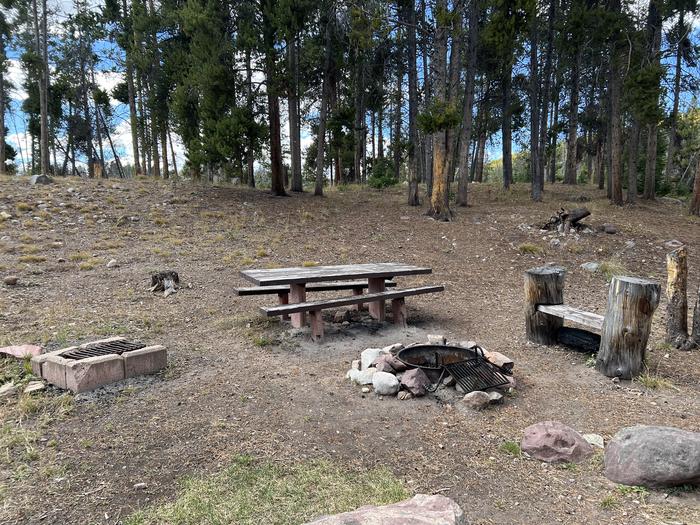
[235,280,397,296]
[241,263,431,286]
[260,285,445,316]
[557,327,601,353]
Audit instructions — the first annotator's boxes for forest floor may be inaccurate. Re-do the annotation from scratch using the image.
[0,176,699,525]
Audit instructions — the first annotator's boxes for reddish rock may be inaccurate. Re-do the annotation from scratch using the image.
[372,354,407,373]
[0,344,42,359]
[306,494,465,524]
[400,368,431,396]
[521,421,594,464]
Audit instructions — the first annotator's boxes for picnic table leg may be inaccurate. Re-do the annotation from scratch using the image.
[391,298,407,327]
[352,288,365,310]
[309,310,324,342]
[277,292,290,321]
[368,278,386,322]
[289,283,306,328]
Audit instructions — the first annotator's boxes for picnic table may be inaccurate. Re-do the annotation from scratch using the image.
[238,263,444,341]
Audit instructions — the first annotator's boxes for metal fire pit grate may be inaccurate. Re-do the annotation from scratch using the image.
[397,343,510,394]
[62,340,147,360]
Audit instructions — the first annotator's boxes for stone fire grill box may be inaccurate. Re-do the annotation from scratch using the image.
[31,337,166,393]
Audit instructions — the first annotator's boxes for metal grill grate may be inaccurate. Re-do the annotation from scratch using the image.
[443,359,510,394]
[62,340,146,360]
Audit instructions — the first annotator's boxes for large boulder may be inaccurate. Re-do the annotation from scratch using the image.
[400,368,431,396]
[521,421,593,464]
[372,371,400,396]
[306,494,465,525]
[604,425,700,488]
[361,348,388,370]
[29,174,53,185]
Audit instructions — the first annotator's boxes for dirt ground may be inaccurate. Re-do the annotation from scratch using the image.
[1,176,699,525]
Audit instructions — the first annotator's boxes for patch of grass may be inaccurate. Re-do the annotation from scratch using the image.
[253,336,275,347]
[78,260,98,271]
[125,456,408,525]
[68,251,91,262]
[241,256,255,266]
[600,494,619,509]
[585,354,597,368]
[635,371,673,390]
[18,254,46,263]
[302,261,319,267]
[18,244,41,254]
[518,243,543,255]
[16,202,33,212]
[559,462,578,471]
[616,485,649,503]
[256,248,268,258]
[499,440,521,457]
[599,259,626,280]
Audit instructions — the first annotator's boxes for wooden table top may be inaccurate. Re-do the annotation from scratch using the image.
[240,263,432,286]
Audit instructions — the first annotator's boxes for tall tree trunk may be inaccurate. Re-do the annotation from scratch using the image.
[245,49,255,188]
[538,0,556,188]
[664,12,685,183]
[420,0,432,196]
[315,7,333,197]
[502,66,513,190]
[609,0,623,206]
[122,0,141,175]
[428,0,451,220]
[690,158,700,216]
[353,50,366,184]
[161,127,169,179]
[287,37,303,192]
[456,0,478,207]
[32,0,50,175]
[0,33,5,176]
[627,119,640,203]
[136,74,148,176]
[168,129,178,179]
[393,53,403,183]
[548,81,559,184]
[405,0,419,205]
[475,132,486,183]
[643,0,662,200]
[564,47,581,184]
[529,4,541,201]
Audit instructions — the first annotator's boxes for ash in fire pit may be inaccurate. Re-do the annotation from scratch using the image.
[347,337,516,408]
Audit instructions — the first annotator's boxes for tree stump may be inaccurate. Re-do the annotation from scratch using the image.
[666,246,688,347]
[595,276,661,379]
[524,267,566,344]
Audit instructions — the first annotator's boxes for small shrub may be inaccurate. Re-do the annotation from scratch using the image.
[79,261,97,271]
[600,494,618,509]
[599,259,626,280]
[518,243,544,255]
[18,255,46,263]
[499,440,521,457]
[302,261,318,267]
[16,202,33,212]
[636,371,673,390]
[69,252,91,261]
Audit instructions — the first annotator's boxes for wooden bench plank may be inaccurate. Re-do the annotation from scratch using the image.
[261,285,445,317]
[537,304,604,333]
[235,281,397,296]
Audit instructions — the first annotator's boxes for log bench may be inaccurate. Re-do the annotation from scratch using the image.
[261,285,445,341]
[525,267,660,379]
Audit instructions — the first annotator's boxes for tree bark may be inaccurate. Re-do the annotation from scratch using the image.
[475,132,486,182]
[665,246,688,348]
[642,0,662,200]
[456,0,478,207]
[563,47,581,185]
[529,4,541,201]
[288,37,303,192]
[548,81,559,184]
[315,6,334,197]
[627,119,639,203]
[121,0,141,176]
[595,276,661,379]
[405,0,419,206]
[664,12,685,183]
[524,266,566,345]
[537,0,556,189]
[0,32,5,176]
[691,157,700,216]
[32,0,51,175]
[608,19,623,206]
[502,66,513,189]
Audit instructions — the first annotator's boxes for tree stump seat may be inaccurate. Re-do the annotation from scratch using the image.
[525,267,660,379]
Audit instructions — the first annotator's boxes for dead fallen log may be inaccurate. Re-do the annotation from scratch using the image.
[541,207,591,232]
[150,271,180,297]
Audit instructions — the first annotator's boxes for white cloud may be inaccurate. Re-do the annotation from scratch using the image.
[6,59,27,100]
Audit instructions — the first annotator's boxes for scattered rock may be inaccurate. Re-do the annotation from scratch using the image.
[57,258,66,263]
[373,353,407,373]
[106,259,119,269]
[487,391,503,405]
[23,381,45,394]
[521,421,594,464]
[382,343,404,354]
[604,425,700,488]
[333,309,350,323]
[400,368,431,397]
[583,433,605,449]
[347,368,376,385]
[624,240,636,250]
[0,382,18,399]
[443,375,456,387]
[372,371,400,396]
[397,390,413,401]
[664,239,684,249]
[29,174,53,185]
[306,494,465,525]
[459,340,478,349]
[361,387,370,394]
[460,391,492,410]
[484,351,514,373]
[351,360,360,370]
[549,238,561,248]
[373,355,396,373]
[599,223,617,234]
[133,482,148,490]
[427,334,447,345]
[580,261,600,273]
[3,275,18,286]
[0,211,12,220]
[360,348,387,370]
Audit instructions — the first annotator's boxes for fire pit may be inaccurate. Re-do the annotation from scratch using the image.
[397,343,510,393]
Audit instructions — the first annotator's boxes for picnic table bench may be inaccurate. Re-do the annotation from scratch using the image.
[239,263,444,341]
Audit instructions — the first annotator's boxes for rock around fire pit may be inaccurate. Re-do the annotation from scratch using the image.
[31,337,167,393]
[346,336,516,408]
